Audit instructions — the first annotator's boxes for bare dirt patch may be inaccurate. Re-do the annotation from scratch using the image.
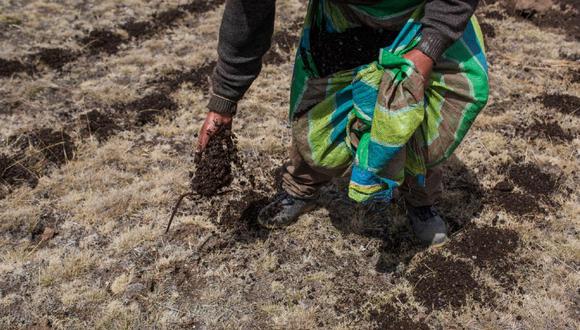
[80,29,125,54]
[13,128,75,165]
[151,61,216,92]
[0,153,38,197]
[536,93,580,117]
[516,119,574,142]
[369,303,429,330]
[114,92,178,126]
[448,225,521,286]
[504,162,558,197]
[31,48,79,70]
[489,185,543,215]
[408,253,494,311]
[479,22,496,39]
[178,0,226,14]
[120,20,155,39]
[79,110,119,142]
[0,58,34,77]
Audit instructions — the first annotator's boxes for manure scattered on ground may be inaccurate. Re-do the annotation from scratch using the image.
[114,92,178,125]
[369,303,429,330]
[13,128,75,165]
[516,119,574,142]
[0,58,34,77]
[32,48,78,70]
[80,29,124,54]
[536,93,580,117]
[79,110,119,142]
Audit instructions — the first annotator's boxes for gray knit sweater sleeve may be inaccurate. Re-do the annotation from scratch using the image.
[208,0,479,115]
[417,0,479,62]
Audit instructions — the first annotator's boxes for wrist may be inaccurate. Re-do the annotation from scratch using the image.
[207,93,238,116]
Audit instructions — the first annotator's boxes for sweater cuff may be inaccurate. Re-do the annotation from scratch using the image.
[207,93,238,116]
[417,30,451,62]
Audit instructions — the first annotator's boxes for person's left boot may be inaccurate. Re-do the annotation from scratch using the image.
[407,205,448,246]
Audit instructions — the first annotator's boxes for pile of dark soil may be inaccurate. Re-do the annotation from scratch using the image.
[505,163,558,197]
[115,93,177,125]
[369,304,428,330]
[536,93,580,117]
[14,129,75,165]
[516,119,573,142]
[80,29,124,54]
[0,153,38,194]
[32,48,78,70]
[191,127,240,197]
[79,110,119,142]
[0,58,34,77]
[448,225,521,286]
[408,253,493,311]
[150,61,216,91]
[310,26,398,77]
[120,20,155,39]
[489,187,542,215]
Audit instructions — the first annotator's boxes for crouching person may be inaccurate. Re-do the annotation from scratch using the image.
[198,0,489,246]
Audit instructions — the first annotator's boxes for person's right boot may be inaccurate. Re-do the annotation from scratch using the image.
[257,192,317,229]
[407,205,448,246]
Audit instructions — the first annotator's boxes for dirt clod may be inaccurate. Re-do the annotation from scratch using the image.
[480,22,496,38]
[80,29,124,54]
[408,253,492,311]
[79,110,119,142]
[191,127,239,197]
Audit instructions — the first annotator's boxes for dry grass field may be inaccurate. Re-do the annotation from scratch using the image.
[0,0,579,328]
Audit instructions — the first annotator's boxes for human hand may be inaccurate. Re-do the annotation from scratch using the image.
[403,49,434,83]
[197,111,233,152]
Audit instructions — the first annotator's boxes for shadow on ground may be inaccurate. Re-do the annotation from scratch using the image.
[316,155,484,274]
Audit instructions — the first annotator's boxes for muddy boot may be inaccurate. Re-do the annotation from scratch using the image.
[407,205,448,246]
[257,192,317,229]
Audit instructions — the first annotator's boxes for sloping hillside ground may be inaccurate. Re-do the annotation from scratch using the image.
[0,0,578,328]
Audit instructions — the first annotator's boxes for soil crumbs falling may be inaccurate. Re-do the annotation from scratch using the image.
[79,110,119,142]
[369,304,428,330]
[191,127,239,197]
[408,253,492,311]
[80,29,124,54]
[536,93,580,117]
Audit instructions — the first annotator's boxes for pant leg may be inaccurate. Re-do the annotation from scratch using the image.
[281,142,334,199]
[400,166,443,207]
